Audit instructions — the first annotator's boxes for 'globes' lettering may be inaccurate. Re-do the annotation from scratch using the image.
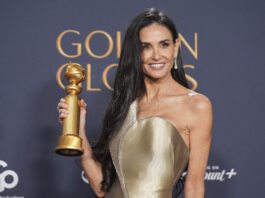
[56,63,119,91]
[56,63,197,91]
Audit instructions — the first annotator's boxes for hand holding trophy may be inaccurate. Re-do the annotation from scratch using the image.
[55,61,85,156]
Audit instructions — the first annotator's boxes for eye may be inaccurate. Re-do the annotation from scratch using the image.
[161,42,169,48]
[141,44,150,50]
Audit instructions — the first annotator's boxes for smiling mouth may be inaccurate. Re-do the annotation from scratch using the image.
[149,63,165,69]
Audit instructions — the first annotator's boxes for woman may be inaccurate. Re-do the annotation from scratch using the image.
[57,8,212,198]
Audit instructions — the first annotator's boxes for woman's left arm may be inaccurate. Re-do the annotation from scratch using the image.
[184,95,213,198]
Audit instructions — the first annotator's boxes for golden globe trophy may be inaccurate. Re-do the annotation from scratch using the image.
[55,61,85,156]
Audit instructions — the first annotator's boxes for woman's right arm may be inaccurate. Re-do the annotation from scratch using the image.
[57,98,106,197]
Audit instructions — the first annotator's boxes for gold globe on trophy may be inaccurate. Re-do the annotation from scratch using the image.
[55,61,85,156]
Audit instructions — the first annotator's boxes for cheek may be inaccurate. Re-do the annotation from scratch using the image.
[141,51,148,64]
[165,48,175,59]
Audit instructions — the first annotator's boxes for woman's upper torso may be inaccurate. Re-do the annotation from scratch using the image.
[106,91,198,198]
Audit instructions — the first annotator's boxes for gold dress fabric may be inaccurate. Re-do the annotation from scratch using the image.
[105,99,190,198]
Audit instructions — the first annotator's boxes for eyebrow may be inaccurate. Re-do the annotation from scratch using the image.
[141,39,171,45]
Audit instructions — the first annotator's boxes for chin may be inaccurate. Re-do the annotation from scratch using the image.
[144,72,169,81]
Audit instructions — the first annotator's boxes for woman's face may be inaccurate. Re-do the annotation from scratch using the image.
[139,23,179,81]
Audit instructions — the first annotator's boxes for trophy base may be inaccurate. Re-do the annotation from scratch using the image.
[55,135,84,156]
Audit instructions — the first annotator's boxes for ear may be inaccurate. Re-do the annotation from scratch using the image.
[174,38,180,58]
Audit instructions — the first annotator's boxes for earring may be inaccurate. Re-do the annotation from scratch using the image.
[174,58,178,70]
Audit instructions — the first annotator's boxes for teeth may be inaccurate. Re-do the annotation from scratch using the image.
[150,64,164,68]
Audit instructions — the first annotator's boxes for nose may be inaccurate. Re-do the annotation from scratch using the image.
[152,47,161,60]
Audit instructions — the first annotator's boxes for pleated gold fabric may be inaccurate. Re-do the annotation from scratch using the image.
[106,98,191,198]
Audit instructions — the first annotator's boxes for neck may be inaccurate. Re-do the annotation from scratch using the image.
[143,74,182,102]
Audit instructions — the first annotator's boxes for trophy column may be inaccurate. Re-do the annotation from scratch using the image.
[55,62,85,156]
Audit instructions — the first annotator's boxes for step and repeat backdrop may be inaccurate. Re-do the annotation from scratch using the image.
[0,0,264,197]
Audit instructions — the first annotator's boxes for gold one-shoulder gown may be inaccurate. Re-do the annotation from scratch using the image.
[105,100,189,198]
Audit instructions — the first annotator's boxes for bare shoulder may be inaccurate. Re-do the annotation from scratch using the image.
[191,92,212,109]
[187,92,213,129]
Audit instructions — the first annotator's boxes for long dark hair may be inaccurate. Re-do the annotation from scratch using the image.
[92,8,189,197]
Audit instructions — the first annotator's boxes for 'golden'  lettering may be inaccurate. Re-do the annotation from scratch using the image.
[56,30,81,58]
[117,31,121,58]
[179,33,198,59]
[85,31,113,59]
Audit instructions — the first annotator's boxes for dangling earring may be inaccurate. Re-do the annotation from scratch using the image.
[174,57,178,70]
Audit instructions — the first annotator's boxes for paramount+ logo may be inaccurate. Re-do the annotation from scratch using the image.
[0,160,19,193]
